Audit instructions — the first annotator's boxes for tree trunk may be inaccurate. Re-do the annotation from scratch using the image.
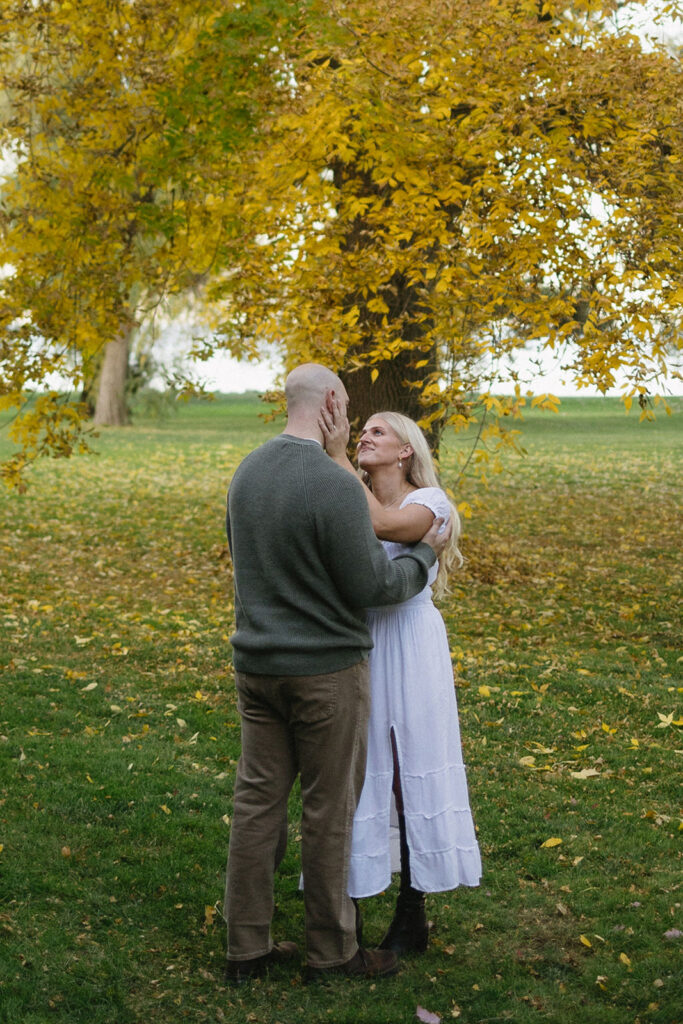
[93,328,131,426]
[340,344,443,453]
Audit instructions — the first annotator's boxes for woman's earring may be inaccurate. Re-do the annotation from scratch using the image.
[398,459,403,469]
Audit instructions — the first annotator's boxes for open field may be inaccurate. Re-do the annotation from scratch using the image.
[0,395,681,1024]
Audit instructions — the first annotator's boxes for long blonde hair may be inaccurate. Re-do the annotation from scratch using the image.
[362,411,463,596]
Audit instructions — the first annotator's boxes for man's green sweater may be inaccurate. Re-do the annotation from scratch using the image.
[226,434,436,676]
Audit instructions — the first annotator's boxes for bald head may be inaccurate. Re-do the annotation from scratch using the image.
[283,363,348,441]
[285,364,344,413]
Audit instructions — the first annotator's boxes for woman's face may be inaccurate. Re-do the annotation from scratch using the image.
[357,417,406,472]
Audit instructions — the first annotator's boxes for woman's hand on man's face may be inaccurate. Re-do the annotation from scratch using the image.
[319,394,350,458]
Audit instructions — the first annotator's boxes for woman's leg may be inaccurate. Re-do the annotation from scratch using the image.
[379,729,429,954]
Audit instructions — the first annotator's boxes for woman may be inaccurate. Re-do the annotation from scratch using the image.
[320,402,481,954]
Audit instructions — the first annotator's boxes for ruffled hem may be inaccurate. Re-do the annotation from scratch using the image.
[349,841,482,898]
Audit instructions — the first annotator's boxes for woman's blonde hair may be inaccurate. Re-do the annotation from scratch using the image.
[362,411,463,596]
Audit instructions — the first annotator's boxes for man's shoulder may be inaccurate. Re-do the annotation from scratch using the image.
[233,436,283,470]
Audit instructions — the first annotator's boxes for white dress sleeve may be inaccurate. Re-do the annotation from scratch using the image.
[400,486,450,524]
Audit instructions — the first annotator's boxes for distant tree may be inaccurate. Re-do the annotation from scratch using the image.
[0,0,296,484]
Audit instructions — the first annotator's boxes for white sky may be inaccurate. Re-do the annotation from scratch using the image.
[192,346,682,397]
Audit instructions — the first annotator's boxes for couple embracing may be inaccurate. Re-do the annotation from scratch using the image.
[224,363,481,984]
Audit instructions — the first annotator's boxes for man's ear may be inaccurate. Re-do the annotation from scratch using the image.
[324,388,336,413]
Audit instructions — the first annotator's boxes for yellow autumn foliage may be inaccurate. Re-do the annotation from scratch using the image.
[1,0,682,482]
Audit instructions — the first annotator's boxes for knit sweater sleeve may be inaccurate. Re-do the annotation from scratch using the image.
[310,460,435,608]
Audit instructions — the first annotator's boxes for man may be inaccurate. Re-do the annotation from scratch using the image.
[224,363,451,983]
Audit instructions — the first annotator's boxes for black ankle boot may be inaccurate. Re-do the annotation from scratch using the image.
[379,887,429,954]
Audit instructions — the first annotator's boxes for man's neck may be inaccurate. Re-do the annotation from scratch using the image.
[283,418,323,445]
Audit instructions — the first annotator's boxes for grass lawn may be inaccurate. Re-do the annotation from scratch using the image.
[0,393,681,1024]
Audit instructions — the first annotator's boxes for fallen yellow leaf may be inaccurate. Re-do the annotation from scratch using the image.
[528,742,556,754]
[541,837,563,848]
[580,934,592,948]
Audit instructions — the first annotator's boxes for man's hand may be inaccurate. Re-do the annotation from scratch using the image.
[319,395,351,459]
[420,517,452,559]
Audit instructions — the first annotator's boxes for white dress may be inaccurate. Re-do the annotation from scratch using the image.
[347,487,482,898]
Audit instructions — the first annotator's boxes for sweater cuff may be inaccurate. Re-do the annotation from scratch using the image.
[410,540,437,568]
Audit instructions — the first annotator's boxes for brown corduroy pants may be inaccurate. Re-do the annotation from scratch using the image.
[224,662,370,967]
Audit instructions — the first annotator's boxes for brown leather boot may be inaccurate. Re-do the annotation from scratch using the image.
[305,946,399,981]
[225,940,299,985]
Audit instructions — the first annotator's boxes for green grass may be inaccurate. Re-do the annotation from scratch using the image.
[1,394,681,1024]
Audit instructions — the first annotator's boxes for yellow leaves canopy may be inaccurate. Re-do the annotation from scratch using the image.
[207,0,683,442]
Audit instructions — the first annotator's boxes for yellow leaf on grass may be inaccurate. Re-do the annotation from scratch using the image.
[580,934,592,947]
[160,804,171,815]
[619,953,632,967]
[478,685,491,697]
[571,768,601,780]
[541,837,563,848]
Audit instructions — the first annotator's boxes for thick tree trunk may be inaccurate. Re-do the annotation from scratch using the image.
[340,344,443,453]
[93,328,130,426]
[331,158,445,451]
